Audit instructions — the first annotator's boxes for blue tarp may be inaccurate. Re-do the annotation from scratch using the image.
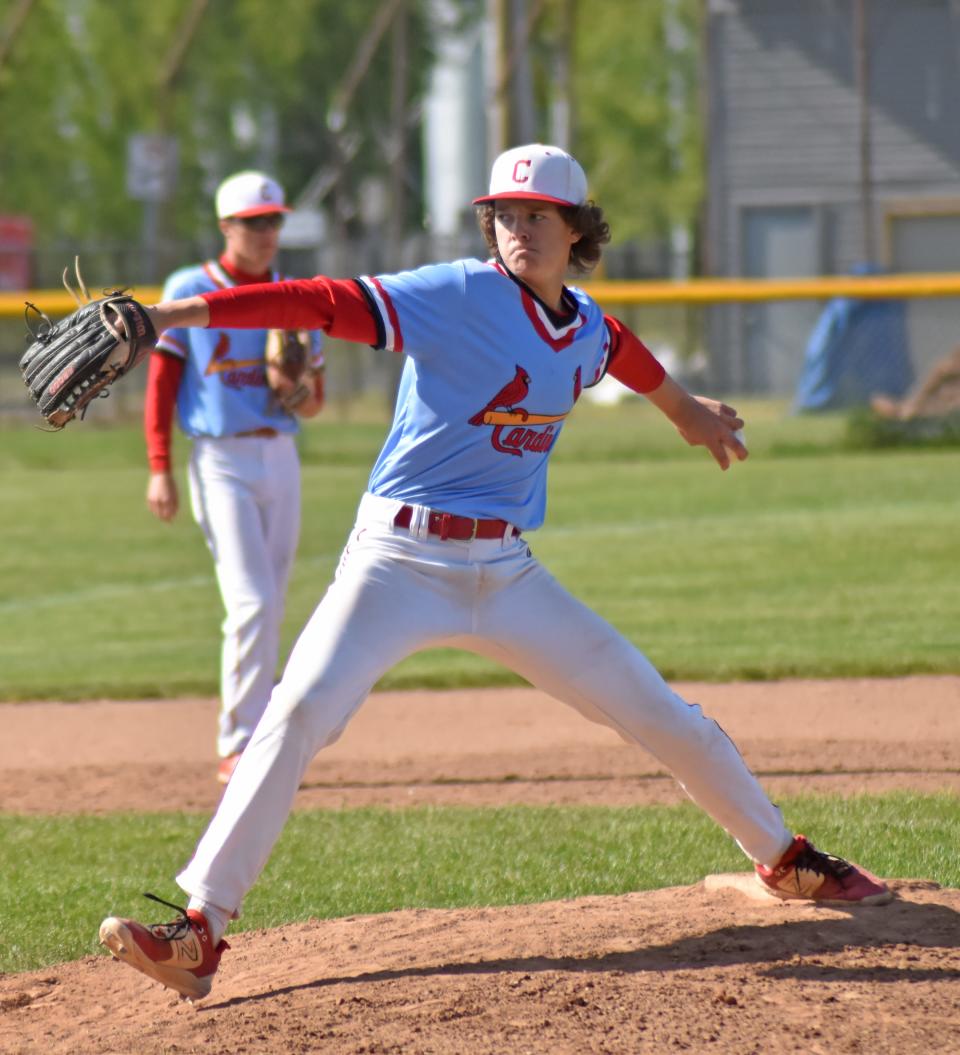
[794,270,913,412]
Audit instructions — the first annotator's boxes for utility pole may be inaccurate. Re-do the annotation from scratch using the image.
[854,0,875,265]
[549,0,574,150]
[387,0,409,263]
[384,0,409,407]
[487,0,546,158]
[665,0,691,279]
[507,0,539,144]
[485,0,509,163]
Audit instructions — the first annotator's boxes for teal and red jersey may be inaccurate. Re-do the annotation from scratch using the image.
[156,259,323,439]
[358,260,613,527]
[202,259,663,530]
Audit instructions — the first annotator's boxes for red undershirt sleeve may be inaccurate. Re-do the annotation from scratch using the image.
[603,314,666,394]
[144,351,184,472]
[202,277,378,345]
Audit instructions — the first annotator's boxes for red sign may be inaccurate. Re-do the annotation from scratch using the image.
[0,215,33,290]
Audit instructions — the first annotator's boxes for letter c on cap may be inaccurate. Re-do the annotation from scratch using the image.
[512,159,531,184]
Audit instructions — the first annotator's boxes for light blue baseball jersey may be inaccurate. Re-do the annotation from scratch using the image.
[156,260,323,438]
[358,259,612,530]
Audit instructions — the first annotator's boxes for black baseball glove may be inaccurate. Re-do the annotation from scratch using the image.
[20,270,156,430]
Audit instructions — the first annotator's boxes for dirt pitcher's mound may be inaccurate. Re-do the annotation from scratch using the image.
[1,879,958,1055]
[3,677,960,1053]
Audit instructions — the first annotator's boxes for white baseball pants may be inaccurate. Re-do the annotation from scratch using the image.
[187,434,301,758]
[178,491,792,912]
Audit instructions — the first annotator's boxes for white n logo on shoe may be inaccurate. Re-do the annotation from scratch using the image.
[174,934,202,965]
[787,866,826,898]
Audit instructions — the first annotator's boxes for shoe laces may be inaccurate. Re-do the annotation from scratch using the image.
[791,840,855,882]
[143,891,194,940]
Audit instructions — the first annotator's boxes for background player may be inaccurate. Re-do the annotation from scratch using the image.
[144,170,325,785]
[103,144,891,1000]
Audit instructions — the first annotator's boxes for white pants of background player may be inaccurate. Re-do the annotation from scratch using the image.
[178,491,793,912]
[187,434,300,759]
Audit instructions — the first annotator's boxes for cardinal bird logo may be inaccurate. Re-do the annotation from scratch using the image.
[204,333,262,374]
[468,364,575,458]
[468,365,530,426]
[206,332,232,371]
[204,332,267,389]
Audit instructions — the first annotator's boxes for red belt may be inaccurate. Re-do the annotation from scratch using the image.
[393,505,518,541]
[234,427,279,438]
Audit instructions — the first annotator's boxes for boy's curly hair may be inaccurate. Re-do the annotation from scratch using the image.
[476,201,611,274]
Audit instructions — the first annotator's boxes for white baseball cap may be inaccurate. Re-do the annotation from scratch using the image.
[215,170,291,219]
[473,144,588,207]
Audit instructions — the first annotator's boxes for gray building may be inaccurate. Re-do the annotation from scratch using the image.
[704,0,960,396]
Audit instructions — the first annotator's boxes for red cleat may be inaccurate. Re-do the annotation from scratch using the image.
[216,752,241,786]
[99,894,228,1000]
[756,835,893,906]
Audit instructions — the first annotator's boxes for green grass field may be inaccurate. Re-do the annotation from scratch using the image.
[3,400,958,974]
[3,792,958,973]
[2,399,958,697]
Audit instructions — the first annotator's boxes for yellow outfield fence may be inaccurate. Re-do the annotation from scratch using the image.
[583,273,960,304]
[0,288,164,318]
[3,273,960,417]
[4,272,960,318]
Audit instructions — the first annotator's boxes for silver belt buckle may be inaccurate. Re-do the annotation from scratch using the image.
[466,517,479,541]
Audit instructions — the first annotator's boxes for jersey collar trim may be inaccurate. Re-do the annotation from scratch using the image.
[204,259,280,290]
[489,260,585,352]
[202,260,233,289]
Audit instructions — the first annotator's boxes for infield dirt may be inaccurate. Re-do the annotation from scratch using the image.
[2,676,959,1053]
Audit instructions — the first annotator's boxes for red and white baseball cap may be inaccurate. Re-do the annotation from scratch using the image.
[473,144,588,207]
[215,170,291,219]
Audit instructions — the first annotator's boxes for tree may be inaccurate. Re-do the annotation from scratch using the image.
[0,0,702,279]
[0,0,431,280]
[479,0,703,247]
[571,0,702,243]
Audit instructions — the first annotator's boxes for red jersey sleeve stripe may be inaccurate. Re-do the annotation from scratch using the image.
[604,314,665,394]
[367,277,404,354]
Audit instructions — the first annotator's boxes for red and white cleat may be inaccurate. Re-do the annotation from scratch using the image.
[216,752,242,786]
[756,835,893,906]
[99,894,229,1000]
